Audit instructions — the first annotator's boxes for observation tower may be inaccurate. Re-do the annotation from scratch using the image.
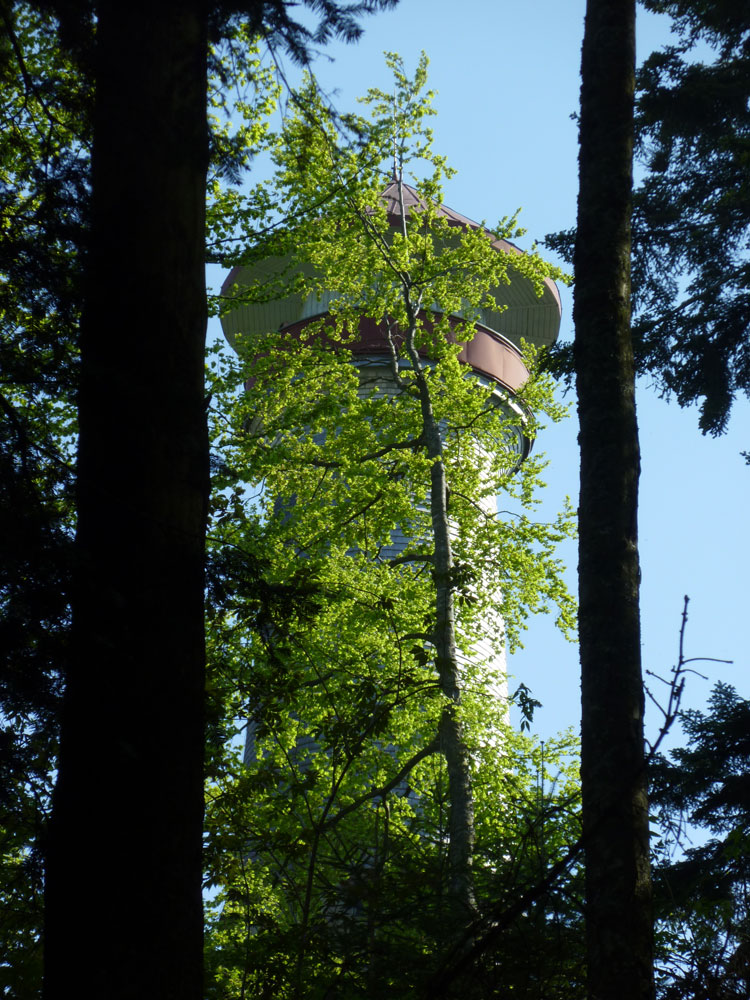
[220,179,562,730]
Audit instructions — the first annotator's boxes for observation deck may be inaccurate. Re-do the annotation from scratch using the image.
[220,180,562,397]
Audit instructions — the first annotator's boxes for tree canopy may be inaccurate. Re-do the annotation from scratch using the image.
[0,5,84,985]
[204,54,581,998]
[632,0,750,436]
[548,0,750,438]
[651,682,750,1000]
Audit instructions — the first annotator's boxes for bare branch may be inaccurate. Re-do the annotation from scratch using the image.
[320,735,440,831]
[645,595,732,760]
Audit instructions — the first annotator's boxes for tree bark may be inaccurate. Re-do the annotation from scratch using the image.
[573,2,654,999]
[44,3,209,999]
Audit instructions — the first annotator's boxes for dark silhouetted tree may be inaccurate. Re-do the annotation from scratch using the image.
[651,683,750,1000]
[573,1,654,998]
[633,0,750,437]
[27,3,396,1000]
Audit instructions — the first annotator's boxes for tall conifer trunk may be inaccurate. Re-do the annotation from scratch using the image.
[44,3,209,998]
[573,1,654,998]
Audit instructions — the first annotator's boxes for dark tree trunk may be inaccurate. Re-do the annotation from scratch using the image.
[573,2,654,999]
[44,3,209,999]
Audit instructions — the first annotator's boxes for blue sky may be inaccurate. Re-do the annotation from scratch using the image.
[211,0,749,746]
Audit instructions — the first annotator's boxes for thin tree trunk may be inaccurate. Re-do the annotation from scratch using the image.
[401,310,477,920]
[44,3,209,998]
[370,174,477,919]
[573,2,654,999]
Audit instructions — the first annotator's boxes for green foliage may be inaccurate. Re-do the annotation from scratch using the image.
[0,6,86,992]
[546,1,750,439]
[651,683,750,999]
[206,27,281,260]
[632,0,750,435]
[205,53,580,997]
